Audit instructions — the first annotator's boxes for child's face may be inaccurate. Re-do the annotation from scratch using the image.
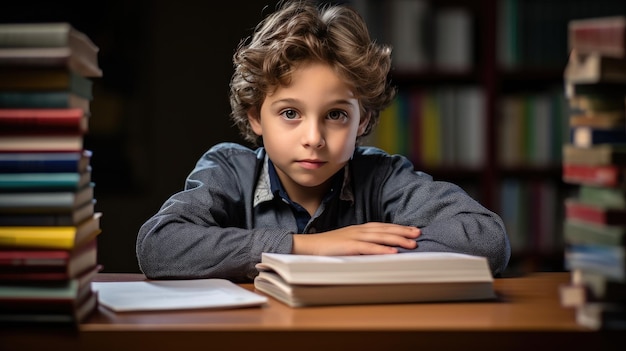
[248,61,368,200]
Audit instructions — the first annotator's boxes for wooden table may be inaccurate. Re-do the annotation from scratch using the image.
[0,272,621,350]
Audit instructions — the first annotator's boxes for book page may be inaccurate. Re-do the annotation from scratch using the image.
[91,279,268,312]
[262,251,485,263]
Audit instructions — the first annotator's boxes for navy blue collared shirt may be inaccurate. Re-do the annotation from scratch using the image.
[267,159,343,233]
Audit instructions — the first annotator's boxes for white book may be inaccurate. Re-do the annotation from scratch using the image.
[254,252,495,307]
[92,279,268,312]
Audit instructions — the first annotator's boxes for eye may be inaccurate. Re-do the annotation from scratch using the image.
[280,109,299,120]
[327,110,348,122]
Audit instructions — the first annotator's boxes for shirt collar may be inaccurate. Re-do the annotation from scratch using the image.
[253,154,354,207]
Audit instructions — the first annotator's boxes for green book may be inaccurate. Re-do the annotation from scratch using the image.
[564,219,626,246]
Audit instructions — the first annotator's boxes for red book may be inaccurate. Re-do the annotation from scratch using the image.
[0,108,87,134]
[565,198,626,226]
[569,16,626,58]
[563,163,626,187]
[0,238,98,282]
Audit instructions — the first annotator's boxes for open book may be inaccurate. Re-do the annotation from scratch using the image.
[254,252,496,307]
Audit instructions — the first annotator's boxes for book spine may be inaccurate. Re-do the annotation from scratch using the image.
[0,24,70,47]
[563,163,623,187]
[565,200,626,225]
[564,219,626,246]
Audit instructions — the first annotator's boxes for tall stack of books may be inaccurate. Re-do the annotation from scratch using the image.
[0,23,103,326]
[559,16,626,330]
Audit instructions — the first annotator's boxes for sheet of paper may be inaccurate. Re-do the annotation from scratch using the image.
[92,278,268,312]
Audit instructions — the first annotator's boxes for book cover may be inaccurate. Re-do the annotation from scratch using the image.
[569,94,625,114]
[0,134,85,152]
[564,219,626,247]
[565,81,626,99]
[0,107,88,134]
[0,68,93,99]
[569,111,626,129]
[565,198,626,226]
[564,50,626,84]
[253,252,495,307]
[0,238,98,281]
[0,91,90,112]
[565,243,625,281]
[562,163,625,187]
[0,150,91,173]
[568,15,626,58]
[0,212,101,250]
[0,263,98,301]
[562,144,626,166]
[570,126,626,148]
[0,199,94,226]
[0,170,91,192]
[0,183,94,213]
[578,185,626,209]
[0,22,101,78]
[0,264,99,326]
[0,288,98,326]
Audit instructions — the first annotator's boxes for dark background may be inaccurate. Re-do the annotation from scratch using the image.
[2,0,282,272]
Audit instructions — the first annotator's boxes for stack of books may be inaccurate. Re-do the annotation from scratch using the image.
[253,252,496,307]
[559,15,626,330]
[0,22,103,326]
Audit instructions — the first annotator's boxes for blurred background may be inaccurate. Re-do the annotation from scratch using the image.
[2,0,626,276]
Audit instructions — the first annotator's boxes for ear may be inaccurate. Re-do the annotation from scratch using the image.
[357,111,371,136]
[247,108,263,136]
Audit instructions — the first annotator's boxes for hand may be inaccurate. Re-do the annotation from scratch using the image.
[292,222,420,256]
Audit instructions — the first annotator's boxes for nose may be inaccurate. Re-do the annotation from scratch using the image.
[301,118,325,149]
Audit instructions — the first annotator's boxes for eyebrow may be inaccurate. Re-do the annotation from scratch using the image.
[270,98,357,108]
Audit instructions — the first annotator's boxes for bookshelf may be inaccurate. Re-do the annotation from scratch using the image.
[350,0,626,274]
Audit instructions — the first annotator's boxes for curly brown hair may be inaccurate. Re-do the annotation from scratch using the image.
[229,0,396,146]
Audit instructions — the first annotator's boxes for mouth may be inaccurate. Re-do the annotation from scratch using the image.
[296,159,326,170]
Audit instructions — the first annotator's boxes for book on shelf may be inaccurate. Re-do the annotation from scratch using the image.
[0,22,102,78]
[569,94,625,114]
[565,198,626,226]
[569,111,625,129]
[0,91,90,112]
[0,264,99,325]
[0,68,93,99]
[253,252,496,307]
[578,185,626,209]
[562,144,626,166]
[563,163,626,187]
[0,107,88,134]
[0,150,91,174]
[0,134,85,153]
[0,199,95,226]
[0,212,101,250]
[0,183,94,213]
[564,49,626,84]
[570,126,626,148]
[565,81,626,99]
[0,238,98,282]
[568,15,626,58]
[0,169,91,192]
[565,243,625,281]
[564,219,626,247]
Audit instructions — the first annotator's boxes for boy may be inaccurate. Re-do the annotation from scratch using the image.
[136,0,510,282]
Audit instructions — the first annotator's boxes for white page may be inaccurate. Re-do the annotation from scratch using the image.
[92,279,267,312]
